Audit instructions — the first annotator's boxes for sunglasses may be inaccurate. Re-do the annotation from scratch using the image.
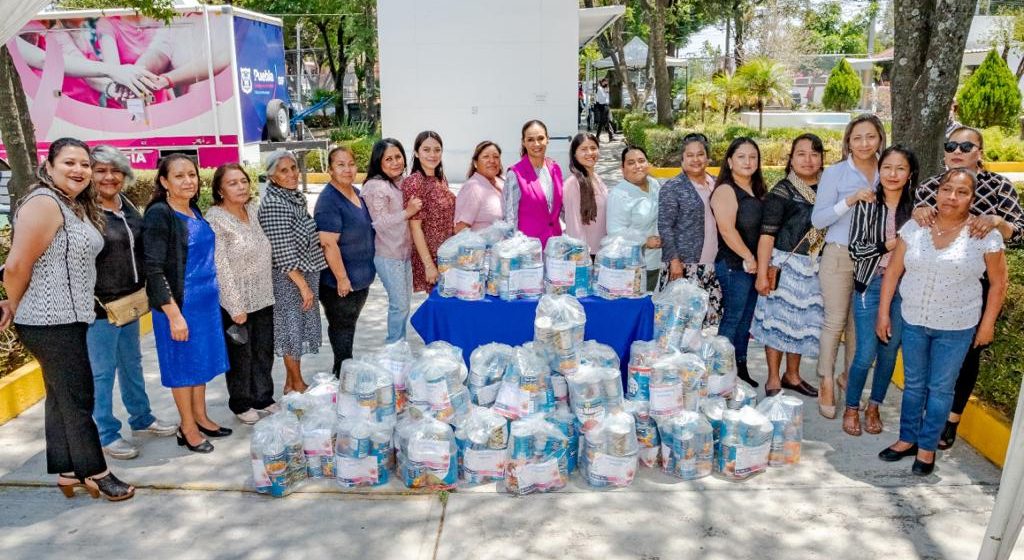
[944,141,978,153]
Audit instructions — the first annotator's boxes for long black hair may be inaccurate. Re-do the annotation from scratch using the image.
[784,133,825,177]
[31,137,104,228]
[410,130,445,182]
[569,132,600,224]
[367,137,407,188]
[876,144,918,229]
[149,153,200,208]
[714,137,766,199]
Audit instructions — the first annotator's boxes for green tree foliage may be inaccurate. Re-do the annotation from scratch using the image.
[712,73,746,124]
[687,79,720,123]
[957,49,1023,130]
[56,0,176,20]
[736,57,791,131]
[822,58,861,111]
[802,1,870,54]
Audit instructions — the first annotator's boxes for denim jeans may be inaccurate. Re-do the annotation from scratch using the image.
[845,275,904,408]
[374,256,413,343]
[86,318,156,446]
[715,260,758,362]
[898,323,975,452]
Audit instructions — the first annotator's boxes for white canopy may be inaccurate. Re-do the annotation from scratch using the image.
[592,36,689,69]
[0,0,52,45]
[578,5,624,49]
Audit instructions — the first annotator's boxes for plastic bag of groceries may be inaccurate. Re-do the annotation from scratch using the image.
[533,294,586,375]
[503,414,570,495]
[655,410,714,480]
[374,340,416,413]
[334,416,392,487]
[625,340,660,404]
[628,400,661,468]
[714,405,773,481]
[700,335,737,398]
[305,371,339,410]
[593,234,645,299]
[579,340,620,370]
[300,405,336,479]
[405,343,470,424]
[544,234,592,297]
[397,415,458,490]
[728,382,758,410]
[491,232,544,300]
[481,220,516,296]
[455,405,509,485]
[337,358,397,426]
[550,373,569,409]
[756,392,804,467]
[437,229,487,300]
[653,279,709,351]
[546,405,579,473]
[492,346,555,421]
[468,343,514,406]
[579,410,640,488]
[565,365,625,431]
[250,411,308,497]
[280,390,311,419]
[647,351,707,418]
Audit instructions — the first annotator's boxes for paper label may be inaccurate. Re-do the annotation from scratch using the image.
[495,382,528,416]
[408,375,428,403]
[735,442,770,475]
[337,394,365,420]
[707,373,734,397]
[510,267,544,293]
[426,380,451,411]
[302,430,332,454]
[517,458,561,488]
[649,384,683,415]
[335,455,379,483]
[450,268,482,297]
[545,259,576,285]
[475,382,501,405]
[409,439,451,465]
[464,448,507,476]
[592,453,637,482]
[379,358,409,389]
[252,458,271,487]
[597,266,636,294]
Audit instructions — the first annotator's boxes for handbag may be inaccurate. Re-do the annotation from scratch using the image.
[766,230,815,293]
[96,287,149,327]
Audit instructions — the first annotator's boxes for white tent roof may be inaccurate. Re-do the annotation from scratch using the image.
[592,36,689,69]
[0,0,52,45]
[578,5,625,49]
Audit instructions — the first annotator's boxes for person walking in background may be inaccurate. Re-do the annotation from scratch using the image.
[503,120,565,248]
[455,141,505,233]
[608,145,662,292]
[594,77,613,142]
[207,164,277,425]
[562,132,607,256]
[403,131,456,293]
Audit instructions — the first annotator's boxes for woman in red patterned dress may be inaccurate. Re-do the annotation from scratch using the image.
[402,131,456,293]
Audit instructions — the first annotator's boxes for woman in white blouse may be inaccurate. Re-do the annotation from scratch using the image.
[207,164,277,425]
[608,145,662,291]
[875,168,1007,476]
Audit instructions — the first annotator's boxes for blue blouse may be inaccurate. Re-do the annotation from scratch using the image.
[313,183,377,291]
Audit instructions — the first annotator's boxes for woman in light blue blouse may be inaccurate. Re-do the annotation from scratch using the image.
[607,146,662,292]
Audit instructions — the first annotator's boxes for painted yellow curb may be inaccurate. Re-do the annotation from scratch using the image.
[304,172,368,184]
[984,162,1024,172]
[0,313,154,426]
[891,352,1010,467]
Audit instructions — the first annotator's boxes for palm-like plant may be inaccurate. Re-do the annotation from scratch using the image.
[712,73,746,125]
[736,57,792,131]
[688,79,720,124]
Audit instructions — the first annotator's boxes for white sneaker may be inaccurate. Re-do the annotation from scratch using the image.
[260,403,281,415]
[134,418,179,437]
[103,438,139,460]
[236,409,261,424]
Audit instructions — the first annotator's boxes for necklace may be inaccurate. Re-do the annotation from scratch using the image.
[933,219,967,237]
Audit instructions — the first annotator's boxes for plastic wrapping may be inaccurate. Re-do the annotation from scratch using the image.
[406,345,470,424]
[374,341,416,413]
[593,235,645,299]
[337,358,397,426]
[546,406,579,473]
[550,373,569,408]
[437,229,487,300]
[653,279,709,351]
[468,343,514,406]
[625,340,660,403]
[300,406,336,478]
[481,220,516,296]
[700,335,738,398]
[579,410,640,488]
[397,415,458,489]
[714,405,773,481]
[250,411,308,497]
[565,365,625,431]
[334,416,392,487]
[647,351,707,418]
[544,235,592,297]
[655,410,714,480]
[305,372,339,410]
[455,406,509,484]
[579,340,620,370]
[629,401,661,468]
[492,346,555,420]
[756,393,804,466]
[281,391,311,419]
[490,232,544,300]
[533,294,586,375]
[728,383,758,410]
[503,414,570,495]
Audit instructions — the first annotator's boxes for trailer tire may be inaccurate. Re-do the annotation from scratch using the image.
[266,99,289,141]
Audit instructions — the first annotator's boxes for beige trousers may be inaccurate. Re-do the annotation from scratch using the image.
[816,243,856,382]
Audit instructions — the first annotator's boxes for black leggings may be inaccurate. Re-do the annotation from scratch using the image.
[16,322,107,478]
[318,284,370,376]
[950,277,992,416]
[221,305,276,414]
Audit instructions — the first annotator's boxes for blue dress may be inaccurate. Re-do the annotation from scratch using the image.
[152,211,229,388]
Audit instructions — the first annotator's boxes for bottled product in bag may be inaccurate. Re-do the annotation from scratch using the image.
[756,393,804,466]
[652,279,709,351]
[468,343,515,406]
[305,372,339,410]
[714,405,773,481]
[579,410,640,488]
[455,405,510,484]
[492,346,555,420]
[626,340,660,403]
[565,365,625,431]
[437,229,487,300]
[301,406,336,479]
[334,416,392,487]
[700,335,738,398]
[579,340,620,370]
[533,294,586,375]
[727,382,758,410]
[593,235,645,299]
[544,235,592,297]
[337,358,397,426]
[373,341,416,413]
[546,405,579,473]
[648,351,707,417]
[405,346,470,425]
[655,410,714,480]
[503,414,570,495]
[629,401,661,468]
[250,411,308,497]
[481,220,516,296]
[491,232,544,300]
[397,416,458,490]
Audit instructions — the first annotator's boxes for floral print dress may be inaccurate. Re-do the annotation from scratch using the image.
[401,172,455,292]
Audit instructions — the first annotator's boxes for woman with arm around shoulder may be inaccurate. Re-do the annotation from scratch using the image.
[502,119,564,247]
[144,154,231,454]
[562,133,608,256]
[257,150,328,394]
[810,113,885,418]
[206,164,277,425]
[362,138,421,343]
[751,134,827,397]
[607,146,662,292]
[710,137,765,389]
[876,168,1007,475]
[912,125,1024,449]
[455,141,505,233]
[2,138,134,500]
[404,131,456,293]
[314,146,377,376]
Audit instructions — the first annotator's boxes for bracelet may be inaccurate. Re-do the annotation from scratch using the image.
[162,75,174,90]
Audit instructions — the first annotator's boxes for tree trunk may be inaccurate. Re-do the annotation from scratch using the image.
[649,0,673,126]
[758,99,764,132]
[891,0,975,177]
[724,16,732,73]
[0,46,37,204]
[335,18,349,124]
[608,19,640,112]
[733,1,746,68]
[1015,55,1024,80]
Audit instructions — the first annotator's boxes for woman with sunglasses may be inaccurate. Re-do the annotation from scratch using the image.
[912,125,1024,449]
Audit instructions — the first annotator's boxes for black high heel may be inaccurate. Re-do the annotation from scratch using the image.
[84,472,135,501]
[938,421,959,450]
[197,423,233,438]
[177,429,214,453]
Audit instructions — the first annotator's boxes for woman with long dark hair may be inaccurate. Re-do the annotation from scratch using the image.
[455,141,504,233]
[562,132,607,256]
[403,131,456,293]
[502,119,565,247]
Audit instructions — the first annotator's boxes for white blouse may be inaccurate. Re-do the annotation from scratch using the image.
[898,221,1004,330]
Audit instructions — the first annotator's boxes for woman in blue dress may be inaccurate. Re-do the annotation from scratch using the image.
[143,154,231,454]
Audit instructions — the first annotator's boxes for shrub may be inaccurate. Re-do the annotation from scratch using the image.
[645,128,687,167]
[330,122,374,142]
[0,226,32,378]
[621,114,658,149]
[339,136,377,171]
[980,126,1024,162]
[305,149,327,173]
[129,165,263,212]
[641,122,844,167]
[958,50,1023,130]
[976,249,1024,419]
[822,59,861,112]
[610,108,629,128]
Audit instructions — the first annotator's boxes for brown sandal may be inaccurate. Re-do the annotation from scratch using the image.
[842,407,862,436]
[864,404,883,435]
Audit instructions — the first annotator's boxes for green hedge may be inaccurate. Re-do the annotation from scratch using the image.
[128,165,263,213]
[640,122,845,167]
[0,227,32,378]
[976,248,1024,419]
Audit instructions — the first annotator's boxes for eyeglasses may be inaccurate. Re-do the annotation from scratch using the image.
[944,141,978,154]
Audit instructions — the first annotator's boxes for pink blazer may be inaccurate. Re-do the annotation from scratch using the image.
[510,156,563,247]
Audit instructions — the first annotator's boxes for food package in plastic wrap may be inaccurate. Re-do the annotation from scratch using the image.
[544,234,592,297]
[250,411,308,497]
[305,371,339,410]
[700,396,727,459]
[629,401,661,468]
[700,335,738,398]
[550,373,569,408]
[579,410,640,488]
[280,390,311,419]
[405,344,470,424]
[546,405,579,473]
[728,382,758,410]
[579,340,620,370]
[653,279,709,351]
[503,414,570,495]
[625,340,660,403]
[490,232,544,300]
[593,234,645,299]
[300,406,336,479]
[334,416,392,487]
[455,406,510,484]
[397,415,458,490]
[565,365,625,432]
[374,341,416,413]
[533,294,586,375]
[756,393,804,466]
[647,351,707,418]
[437,229,487,300]
[468,343,514,406]
[492,346,555,421]
[481,220,516,295]
[714,405,773,481]
[337,358,397,426]
[655,410,714,480]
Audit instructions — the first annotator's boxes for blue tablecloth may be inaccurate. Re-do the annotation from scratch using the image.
[411,290,654,378]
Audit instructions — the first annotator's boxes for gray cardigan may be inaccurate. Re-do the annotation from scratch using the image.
[658,172,709,263]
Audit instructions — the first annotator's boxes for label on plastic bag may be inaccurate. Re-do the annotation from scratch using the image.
[426,380,451,411]
[649,384,683,414]
[252,458,271,487]
[410,439,451,465]
[449,268,482,296]
[495,383,528,416]
[509,268,544,293]
[592,453,636,482]
[597,266,635,294]
[517,458,561,489]
[337,394,365,419]
[707,373,734,396]
[379,358,409,389]
[734,442,770,475]
[545,259,576,285]
[336,455,379,483]
[464,448,506,476]
[302,430,332,454]
[475,382,501,405]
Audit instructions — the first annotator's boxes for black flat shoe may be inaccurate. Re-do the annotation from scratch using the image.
[781,378,819,398]
[737,361,759,388]
[912,458,935,476]
[878,444,918,462]
[177,430,214,453]
[197,424,233,438]
[937,421,959,450]
[765,386,781,397]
